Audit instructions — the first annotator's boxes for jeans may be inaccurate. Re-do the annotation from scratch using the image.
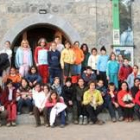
[107,102,123,118]
[73,64,82,75]
[109,74,118,89]
[17,98,33,113]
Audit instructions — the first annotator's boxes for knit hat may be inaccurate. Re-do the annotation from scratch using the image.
[6,79,13,85]
[65,77,72,83]
[100,46,106,52]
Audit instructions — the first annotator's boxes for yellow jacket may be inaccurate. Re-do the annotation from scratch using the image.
[83,89,103,106]
[60,48,75,69]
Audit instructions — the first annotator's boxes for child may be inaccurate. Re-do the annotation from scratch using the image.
[46,90,66,128]
[54,36,64,52]
[106,52,119,89]
[134,83,140,120]
[3,67,21,88]
[48,42,61,84]
[83,81,104,125]
[82,66,96,85]
[51,77,62,96]
[32,83,47,127]
[96,79,107,108]
[62,77,77,124]
[75,78,88,125]
[16,78,33,115]
[118,81,135,122]
[88,47,99,74]
[106,83,123,122]
[15,39,33,77]
[25,66,42,88]
[72,41,84,83]
[80,43,90,72]
[97,46,109,87]
[34,38,49,84]
[1,79,17,126]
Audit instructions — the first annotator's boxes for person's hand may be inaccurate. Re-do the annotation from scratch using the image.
[114,103,119,108]
[29,82,32,87]
[33,81,37,85]
[68,100,73,106]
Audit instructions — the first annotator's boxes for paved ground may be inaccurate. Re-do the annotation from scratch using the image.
[0,121,140,140]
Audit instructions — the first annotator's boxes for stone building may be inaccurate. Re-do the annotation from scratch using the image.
[0,0,139,65]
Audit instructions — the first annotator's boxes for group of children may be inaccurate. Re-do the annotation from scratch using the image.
[0,37,140,128]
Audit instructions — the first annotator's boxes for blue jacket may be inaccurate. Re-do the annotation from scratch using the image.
[97,55,109,72]
[106,60,119,76]
[15,47,33,68]
[82,72,96,84]
[25,73,42,83]
[48,50,60,68]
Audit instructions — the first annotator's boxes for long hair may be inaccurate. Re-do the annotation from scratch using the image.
[21,40,30,48]
[48,90,60,103]
[120,81,129,92]
[38,38,47,46]
[109,52,117,60]
[28,66,38,75]
[80,43,89,54]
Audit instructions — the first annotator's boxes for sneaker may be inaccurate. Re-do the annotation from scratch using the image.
[11,121,16,126]
[111,117,116,123]
[78,115,83,125]
[17,112,21,115]
[83,116,88,125]
[6,122,11,127]
[118,116,123,121]
[95,120,105,125]
[60,124,65,128]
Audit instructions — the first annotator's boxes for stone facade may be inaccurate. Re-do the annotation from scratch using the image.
[0,0,139,64]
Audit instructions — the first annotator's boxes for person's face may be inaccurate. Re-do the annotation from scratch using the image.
[86,69,92,75]
[111,54,116,60]
[124,59,129,65]
[22,80,27,87]
[54,78,60,85]
[121,83,127,91]
[7,83,12,88]
[97,80,104,87]
[43,86,49,93]
[40,39,46,47]
[31,67,36,74]
[5,42,10,48]
[78,79,84,87]
[82,45,87,51]
[134,79,140,87]
[10,68,16,75]
[109,85,115,91]
[51,43,57,50]
[55,38,60,44]
[22,42,28,48]
[65,43,70,49]
[118,55,123,61]
[92,50,97,56]
[101,50,106,55]
[133,66,138,73]
[35,85,41,92]
[66,81,71,87]
[74,42,79,47]
[51,93,57,100]
[89,83,95,90]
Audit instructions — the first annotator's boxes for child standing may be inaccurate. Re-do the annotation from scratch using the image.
[34,38,49,84]
[15,40,33,77]
[106,52,119,89]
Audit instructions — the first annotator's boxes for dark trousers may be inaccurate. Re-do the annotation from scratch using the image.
[122,107,133,118]
[134,104,140,120]
[49,67,61,84]
[85,104,103,123]
[107,102,123,118]
[17,98,33,113]
[64,63,75,77]
[77,101,87,117]
[99,71,108,87]
[33,106,46,125]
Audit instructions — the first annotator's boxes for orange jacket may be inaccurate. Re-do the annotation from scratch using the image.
[72,47,84,64]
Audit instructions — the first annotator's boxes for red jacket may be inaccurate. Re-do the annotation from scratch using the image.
[1,87,17,108]
[135,90,140,106]
[117,90,134,107]
[119,65,133,81]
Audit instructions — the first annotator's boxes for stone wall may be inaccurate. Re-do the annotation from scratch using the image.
[0,0,139,64]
